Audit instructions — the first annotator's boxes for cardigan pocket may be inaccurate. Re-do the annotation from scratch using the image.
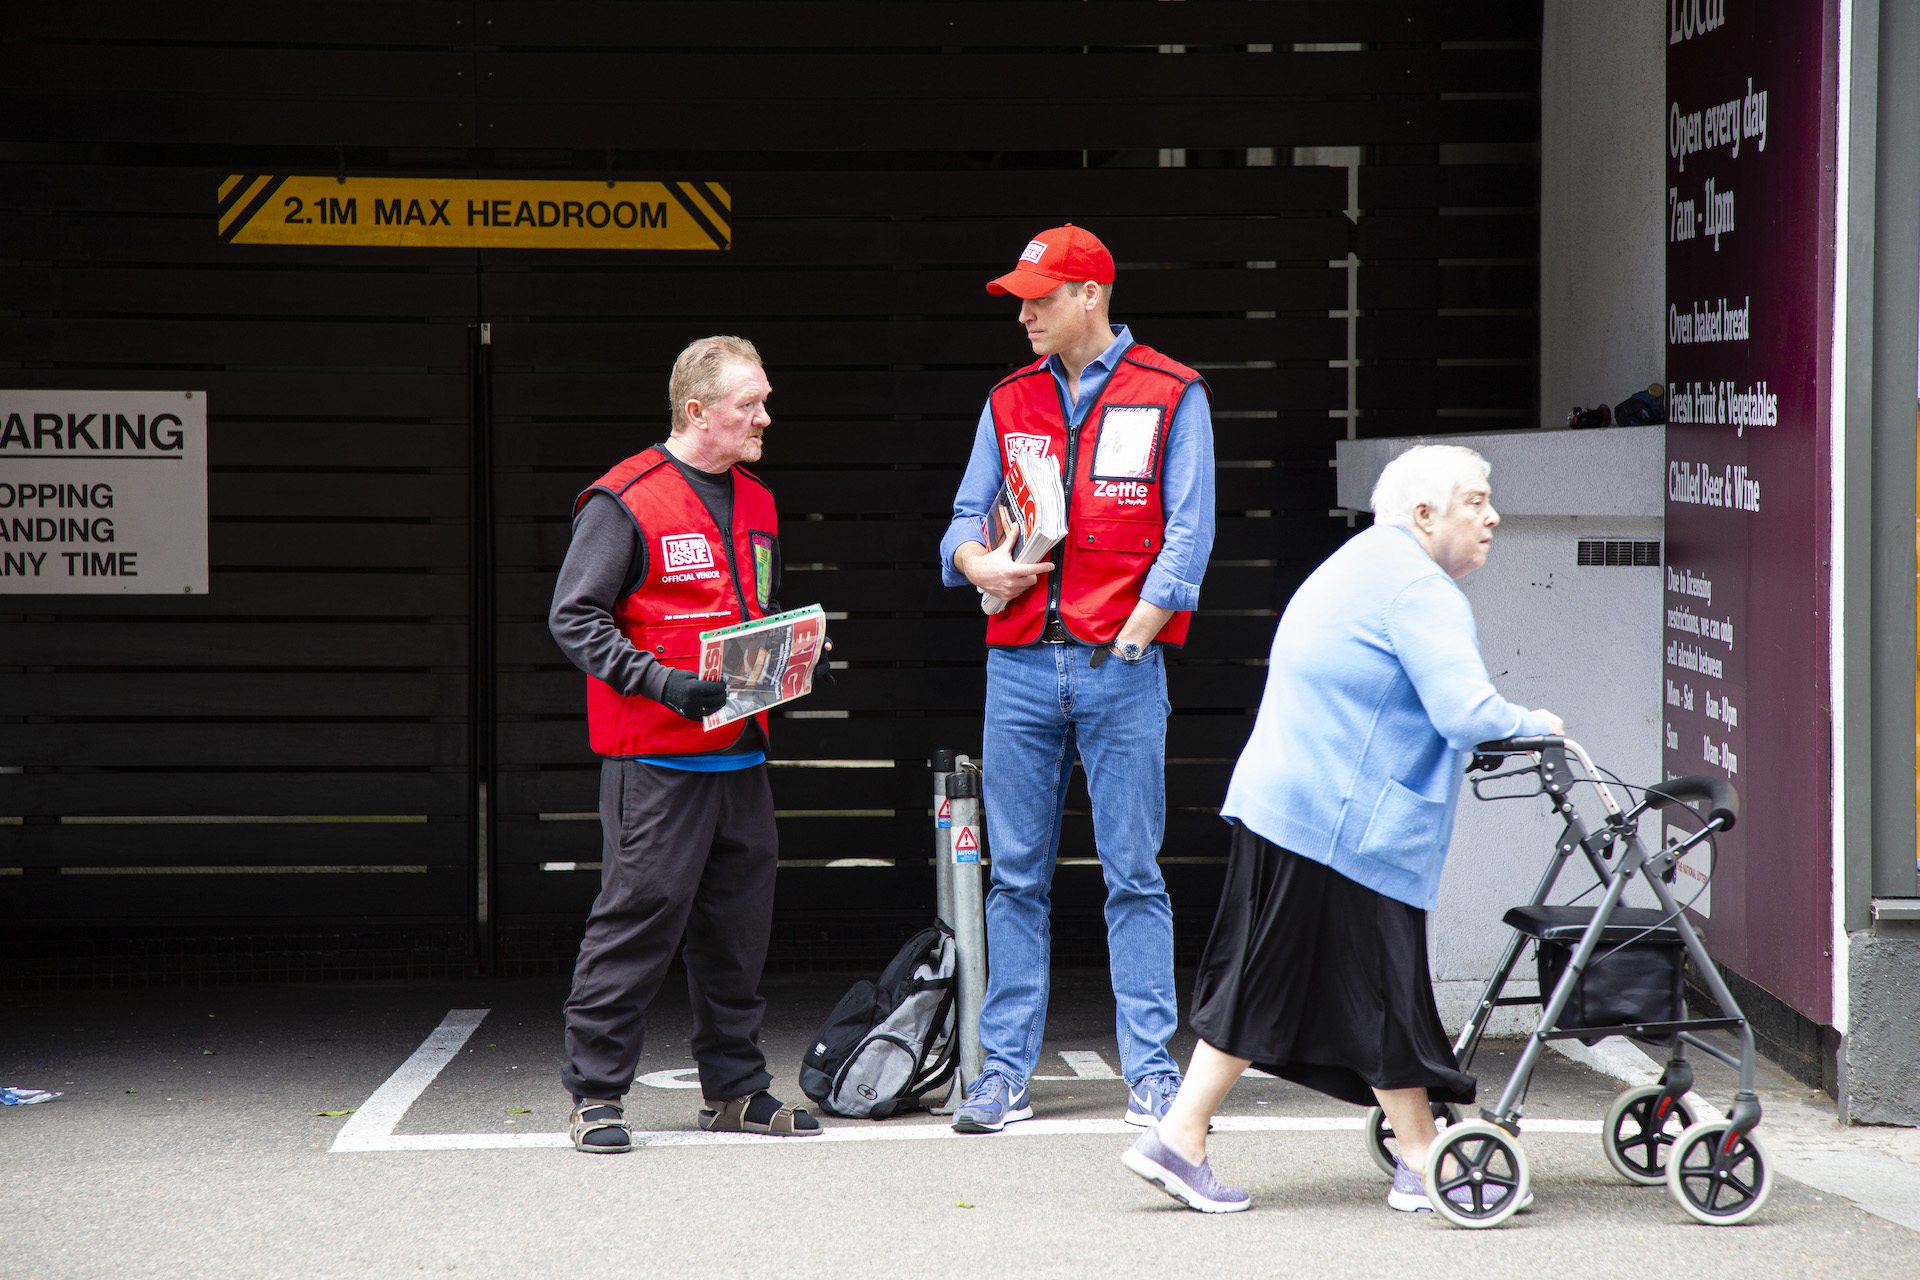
[1356,778,1447,875]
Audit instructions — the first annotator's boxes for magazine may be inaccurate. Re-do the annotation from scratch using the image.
[980,450,1066,616]
[698,604,828,731]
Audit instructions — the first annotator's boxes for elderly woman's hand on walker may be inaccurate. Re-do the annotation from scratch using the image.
[1122,444,1560,1216]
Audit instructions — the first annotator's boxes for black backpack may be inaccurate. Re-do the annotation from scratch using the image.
[799,924,957,1119]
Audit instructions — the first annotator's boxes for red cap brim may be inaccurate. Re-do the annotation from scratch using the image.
[985,267,1064,299]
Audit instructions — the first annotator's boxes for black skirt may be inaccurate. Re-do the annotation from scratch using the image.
[1189,823,1475,1109]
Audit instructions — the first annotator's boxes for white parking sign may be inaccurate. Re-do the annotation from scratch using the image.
[0,390,209,594]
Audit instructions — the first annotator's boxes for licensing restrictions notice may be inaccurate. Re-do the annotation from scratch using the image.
[0,390,208,594]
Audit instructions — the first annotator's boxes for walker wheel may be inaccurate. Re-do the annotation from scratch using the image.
[1665,1120,1772,1225]
[1362,1101,1464,1177]
[1601,1084,1696,1186]
[1423,1121,1530,1229]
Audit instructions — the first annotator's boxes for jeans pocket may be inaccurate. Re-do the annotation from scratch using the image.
[1356,778,1446,875]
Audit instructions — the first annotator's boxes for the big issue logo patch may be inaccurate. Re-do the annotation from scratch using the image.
[218,175,731,250]
[660,534,715,572]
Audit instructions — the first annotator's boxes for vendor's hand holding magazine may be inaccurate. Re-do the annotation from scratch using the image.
[981,451,1066,615]
[698,604,827,731]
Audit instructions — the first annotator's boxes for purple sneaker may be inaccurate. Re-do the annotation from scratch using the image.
[1120,1127,1250,1213]
[1388,1158,1434,1212]
[1390,1157,1533,1214]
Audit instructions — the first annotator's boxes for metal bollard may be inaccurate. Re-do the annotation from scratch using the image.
[945,766,988,1092]
[930,749,957,933]
[929,749,961,1113]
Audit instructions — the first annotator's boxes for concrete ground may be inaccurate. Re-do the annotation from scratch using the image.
[4,969,1916,1279]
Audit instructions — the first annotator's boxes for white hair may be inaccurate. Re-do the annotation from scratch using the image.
[669,335,763,433]
[1369,444,1492,529]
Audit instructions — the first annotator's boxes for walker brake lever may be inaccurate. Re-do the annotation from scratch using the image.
[1470,765,1547,802]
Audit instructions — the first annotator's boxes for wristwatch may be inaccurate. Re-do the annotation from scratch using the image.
[1113,640,1147,664]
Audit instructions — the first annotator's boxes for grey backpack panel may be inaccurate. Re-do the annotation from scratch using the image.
[801,927,957,1119]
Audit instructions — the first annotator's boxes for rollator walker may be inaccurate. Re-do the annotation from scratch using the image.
[1360,735,1770,1228]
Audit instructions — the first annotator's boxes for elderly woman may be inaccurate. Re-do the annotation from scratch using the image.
[1121,444,1561,1214]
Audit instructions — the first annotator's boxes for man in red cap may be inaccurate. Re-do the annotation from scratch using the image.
[938,225,1217,1133]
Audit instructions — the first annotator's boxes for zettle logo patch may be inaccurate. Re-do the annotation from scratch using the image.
[660,533,713,571]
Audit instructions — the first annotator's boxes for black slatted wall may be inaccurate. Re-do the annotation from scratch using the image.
[0,163,477,980]
[0,2,1541,982]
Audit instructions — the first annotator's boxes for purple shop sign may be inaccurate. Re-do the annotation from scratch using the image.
[1664,0,1838,1023]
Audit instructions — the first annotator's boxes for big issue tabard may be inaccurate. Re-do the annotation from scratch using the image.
[579,448,778,756]
[985,346,1204,647]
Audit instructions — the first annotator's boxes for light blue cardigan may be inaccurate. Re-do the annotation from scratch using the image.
[1221,524,1554,911]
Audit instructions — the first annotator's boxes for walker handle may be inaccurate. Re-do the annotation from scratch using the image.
[1474,735,1562,754]
[1645,774,1739,832]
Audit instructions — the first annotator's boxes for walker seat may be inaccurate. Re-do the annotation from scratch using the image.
[1501,904,1683,946]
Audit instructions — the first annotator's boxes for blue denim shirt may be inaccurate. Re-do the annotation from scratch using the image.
[938,325,1215,613]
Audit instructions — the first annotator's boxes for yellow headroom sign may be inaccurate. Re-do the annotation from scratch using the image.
[217,176,730,250]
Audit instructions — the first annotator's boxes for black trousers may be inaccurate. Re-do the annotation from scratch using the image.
[560,759,779,1103]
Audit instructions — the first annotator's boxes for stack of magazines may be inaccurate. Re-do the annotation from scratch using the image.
[698,604,827,731]
[981,451,1067,615]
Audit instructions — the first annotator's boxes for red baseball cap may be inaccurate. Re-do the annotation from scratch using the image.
[986,224,1115,299]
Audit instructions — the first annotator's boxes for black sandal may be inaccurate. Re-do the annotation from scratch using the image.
[570,1098,632,1153]
[697,1090,821,1136]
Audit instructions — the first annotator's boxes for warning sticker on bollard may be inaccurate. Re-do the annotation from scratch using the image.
[953,826,979,864]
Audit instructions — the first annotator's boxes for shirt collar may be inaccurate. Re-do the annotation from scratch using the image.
[1046,324,1133,380]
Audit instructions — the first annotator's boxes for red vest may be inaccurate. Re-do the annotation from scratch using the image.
[578,447,779,757]
[984,344,1205,647]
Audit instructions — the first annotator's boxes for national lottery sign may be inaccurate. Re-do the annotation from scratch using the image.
[217,176,731,251]
[0,390,208,595]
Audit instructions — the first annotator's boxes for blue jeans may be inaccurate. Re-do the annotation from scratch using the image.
[979,642,1179,1085]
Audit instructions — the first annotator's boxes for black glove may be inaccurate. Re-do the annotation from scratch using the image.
[815,633,835,687]
[659,668,728,721]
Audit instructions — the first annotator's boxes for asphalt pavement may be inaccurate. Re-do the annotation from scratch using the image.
[4,969,1916,1279]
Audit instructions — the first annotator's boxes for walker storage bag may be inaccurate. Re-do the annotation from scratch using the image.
[1536,936,1685,1046]
[800,924,957,1119]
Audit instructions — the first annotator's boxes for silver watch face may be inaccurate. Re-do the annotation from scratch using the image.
[1118,642,1145,662]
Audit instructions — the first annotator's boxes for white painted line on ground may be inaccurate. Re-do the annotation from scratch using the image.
[637,1068,703,1089]
[336,1113,1605,1153]
[1058,1051,1118,1079]
[327,1009,1610,1155]
[331,1008,489,1153]
[368,1131,571,1150]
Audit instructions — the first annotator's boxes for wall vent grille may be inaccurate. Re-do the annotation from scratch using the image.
[1576,539,1662,567]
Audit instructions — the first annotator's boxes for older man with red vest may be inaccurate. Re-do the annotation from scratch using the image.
[940,226,1217,1133]
[549,335,821,1153]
